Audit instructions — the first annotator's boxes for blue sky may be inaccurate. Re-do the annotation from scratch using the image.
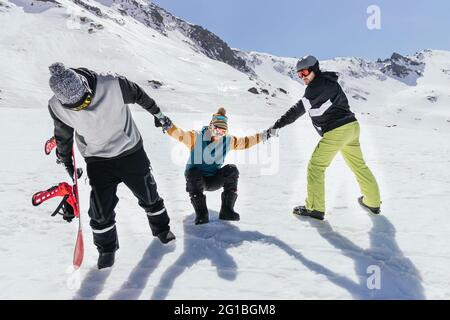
[153,0,450,60]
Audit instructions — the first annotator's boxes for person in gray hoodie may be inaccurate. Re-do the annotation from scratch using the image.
[47,63,175,269]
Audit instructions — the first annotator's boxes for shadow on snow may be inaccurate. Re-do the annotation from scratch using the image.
[74,210,424,299]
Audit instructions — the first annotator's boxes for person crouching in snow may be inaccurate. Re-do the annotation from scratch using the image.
[158,107,273,225]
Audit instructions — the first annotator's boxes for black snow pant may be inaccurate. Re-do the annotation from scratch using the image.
[86,147,170,253]
[185,164,239,196]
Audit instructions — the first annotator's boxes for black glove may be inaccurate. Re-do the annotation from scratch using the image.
[262,127,280,142]
[272,122,281,131]
[154,115,173,133]
[64,162,75,178]
[56,150,82,180]
[63,162,83,181]
[56,149,71,165]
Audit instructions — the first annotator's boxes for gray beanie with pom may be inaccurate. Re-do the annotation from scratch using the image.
[49,62,87,105]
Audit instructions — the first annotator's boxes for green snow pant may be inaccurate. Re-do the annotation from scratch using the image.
[305,121,380,212]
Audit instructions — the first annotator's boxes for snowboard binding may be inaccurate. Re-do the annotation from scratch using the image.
[32,136,81,223]
[33,135,85,269]
[32,183,79,223]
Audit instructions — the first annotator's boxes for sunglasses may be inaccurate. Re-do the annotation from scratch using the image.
[212,125,227,136]
[297,69,311,78]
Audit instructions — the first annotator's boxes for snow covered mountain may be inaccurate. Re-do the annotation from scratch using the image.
[1,0,450,120]
[1,0,450,300]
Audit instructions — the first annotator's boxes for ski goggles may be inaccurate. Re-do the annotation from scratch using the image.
[74,76,94,110]
[71,93,93,111]
[297,69,312,78]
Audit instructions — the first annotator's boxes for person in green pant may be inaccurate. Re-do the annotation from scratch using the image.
[269,55,381,220]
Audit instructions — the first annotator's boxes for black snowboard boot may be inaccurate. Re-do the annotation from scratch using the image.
[358,196,381,214]
[219,192,240,221]
[97,252,115,269]
[157,230,176,244]
[190,193,209,225]
[293,205,325,221]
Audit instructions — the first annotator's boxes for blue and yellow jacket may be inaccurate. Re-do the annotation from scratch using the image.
[167,125,262,176]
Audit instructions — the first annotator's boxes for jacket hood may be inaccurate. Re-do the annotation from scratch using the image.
[319,71,339,82]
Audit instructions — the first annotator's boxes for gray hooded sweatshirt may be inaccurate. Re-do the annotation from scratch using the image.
[48,68,160,163]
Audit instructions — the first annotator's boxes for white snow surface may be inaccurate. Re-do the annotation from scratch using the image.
[0,0,450,299]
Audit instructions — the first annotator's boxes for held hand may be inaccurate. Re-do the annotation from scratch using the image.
[262,127,280,142]
[270,127,280,137]
[154,114,173,133]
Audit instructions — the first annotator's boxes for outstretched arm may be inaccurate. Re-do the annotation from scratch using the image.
[166,123,196,150]
[118,76,174,131]
[272,99,306,129]
[230,132,263,150]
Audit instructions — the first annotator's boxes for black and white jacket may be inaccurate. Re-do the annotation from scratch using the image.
[273,72,357,136]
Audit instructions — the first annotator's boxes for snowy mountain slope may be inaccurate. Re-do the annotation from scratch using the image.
[2,0,450,121]
[0,0,301,116]
[0,0,450,300]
